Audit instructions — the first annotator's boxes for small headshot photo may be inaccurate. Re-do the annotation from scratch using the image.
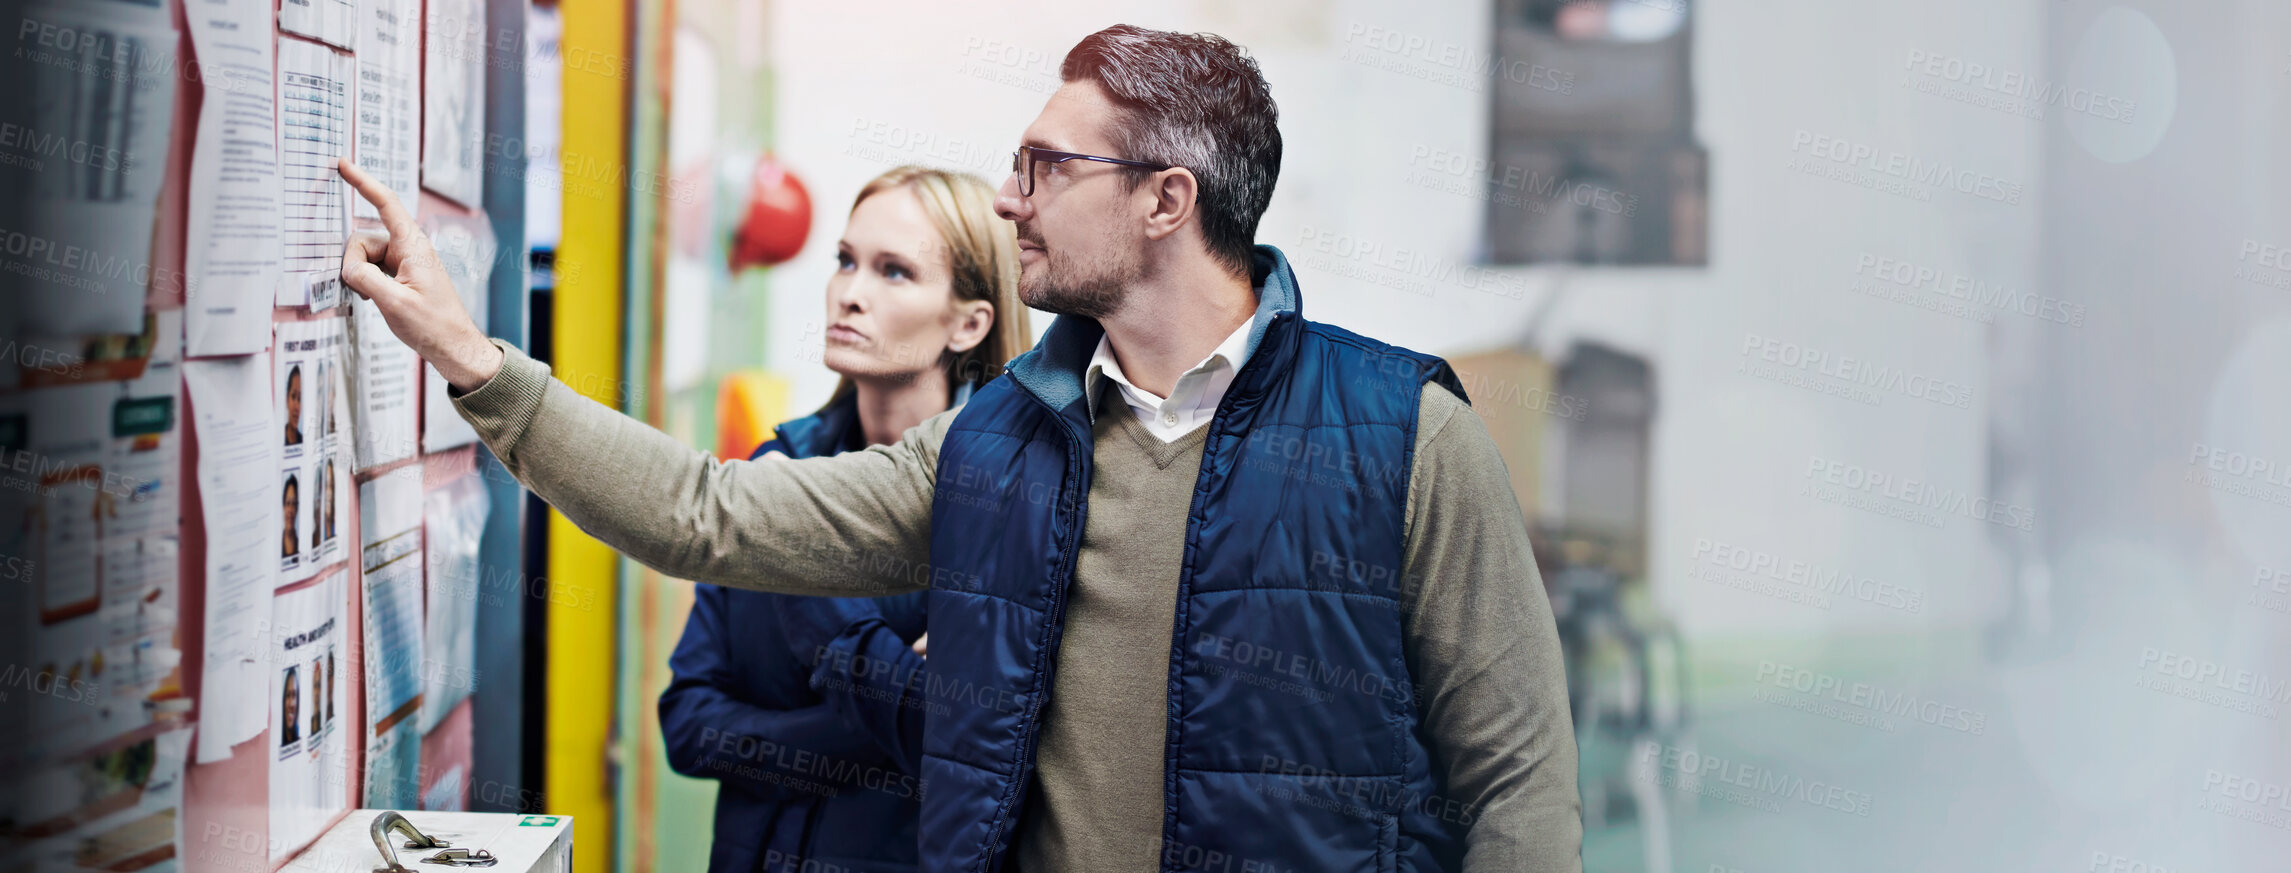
[325,650,337,724]
[323,357,339,435]
[321,460,337,543]
[281,473,301,561]
[311,472,325,552]
[280,665,302,746]
[284,364,304,447]
[310,655,324,738]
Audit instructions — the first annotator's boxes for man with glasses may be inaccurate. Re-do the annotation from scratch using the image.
[337,23,1580,873]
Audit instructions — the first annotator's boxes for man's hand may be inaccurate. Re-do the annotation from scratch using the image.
[336,158,504,392]
[912,633,927,658]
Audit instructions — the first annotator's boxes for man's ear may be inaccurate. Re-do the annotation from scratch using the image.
[1141,168,1201,242]
[946,298,995,354]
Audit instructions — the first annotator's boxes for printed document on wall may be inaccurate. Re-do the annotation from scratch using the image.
[360,464,424,808]
[421,474,489,731]
[347,297,417,470]
[0,312,190,768]
[420,212,496,452]
[185,354,280,762]
[0,727,192,872]
[355,0,422,220]
[279,0,356,50]
[267,570,348,861]
[2,384,110,765]
[274,319,352,587]
[276,37,354,310]
[185,0,283,356]
[422,0,487,206]
[14,1,179,336]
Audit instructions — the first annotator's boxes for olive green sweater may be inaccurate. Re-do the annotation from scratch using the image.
[452,339,1581,873]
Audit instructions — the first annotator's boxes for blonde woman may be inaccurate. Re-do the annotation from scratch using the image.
[656,166,1030,873]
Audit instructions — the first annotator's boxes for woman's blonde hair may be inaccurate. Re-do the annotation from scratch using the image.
[822,165,1032,410]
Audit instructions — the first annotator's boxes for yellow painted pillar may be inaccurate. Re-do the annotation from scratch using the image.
[551,1,630,870]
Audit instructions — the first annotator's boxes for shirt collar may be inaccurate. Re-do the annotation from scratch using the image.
[1085,313,1256,424]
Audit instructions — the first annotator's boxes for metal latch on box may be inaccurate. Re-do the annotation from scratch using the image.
[370,811,496,871]
[421,848,499,867]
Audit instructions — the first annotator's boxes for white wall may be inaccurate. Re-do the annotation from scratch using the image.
[763,0,2047,638]
[753,5,2291,867]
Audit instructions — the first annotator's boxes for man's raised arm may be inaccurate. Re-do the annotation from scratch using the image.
[336,159,941,596]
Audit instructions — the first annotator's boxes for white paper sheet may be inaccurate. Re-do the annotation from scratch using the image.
[92,533,182,731]
[421,213,496,452]
[420,474,488,732]
[0,313,187,769]
[266,570,349,861]
[279,0,357,50]
[359,463,423,565]
[276,37,355,309]
[185,354,280,763]
[81,312,186,750]
[360,463,424,807]
[0,727,192,873]
[422,0,488,206]
[347,296,418,470]
[14,1,180,336]
[355,0,422,220]
[184,0,284,356]
[274,319,351,586]
[0,384,108,766]
[522,4,564,251]
[421,763,468,811]
[107,310,185,542]
[302,270,345,312]
[24,384,106,627]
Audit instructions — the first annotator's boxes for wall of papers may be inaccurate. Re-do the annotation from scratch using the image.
[0,1,520,869]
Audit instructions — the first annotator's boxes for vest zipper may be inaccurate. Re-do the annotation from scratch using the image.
[1153,312,1289,872]
[978,382,1090,872]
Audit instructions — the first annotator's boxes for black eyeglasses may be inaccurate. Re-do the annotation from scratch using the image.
[1010,146,1174,197]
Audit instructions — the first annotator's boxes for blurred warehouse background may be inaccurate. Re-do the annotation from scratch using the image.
[3,0,2286,871]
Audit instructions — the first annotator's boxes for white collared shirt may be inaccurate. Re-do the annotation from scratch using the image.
[1085,315,1255,443]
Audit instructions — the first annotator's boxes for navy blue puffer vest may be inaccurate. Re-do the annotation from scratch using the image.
[919,246,1472,873]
